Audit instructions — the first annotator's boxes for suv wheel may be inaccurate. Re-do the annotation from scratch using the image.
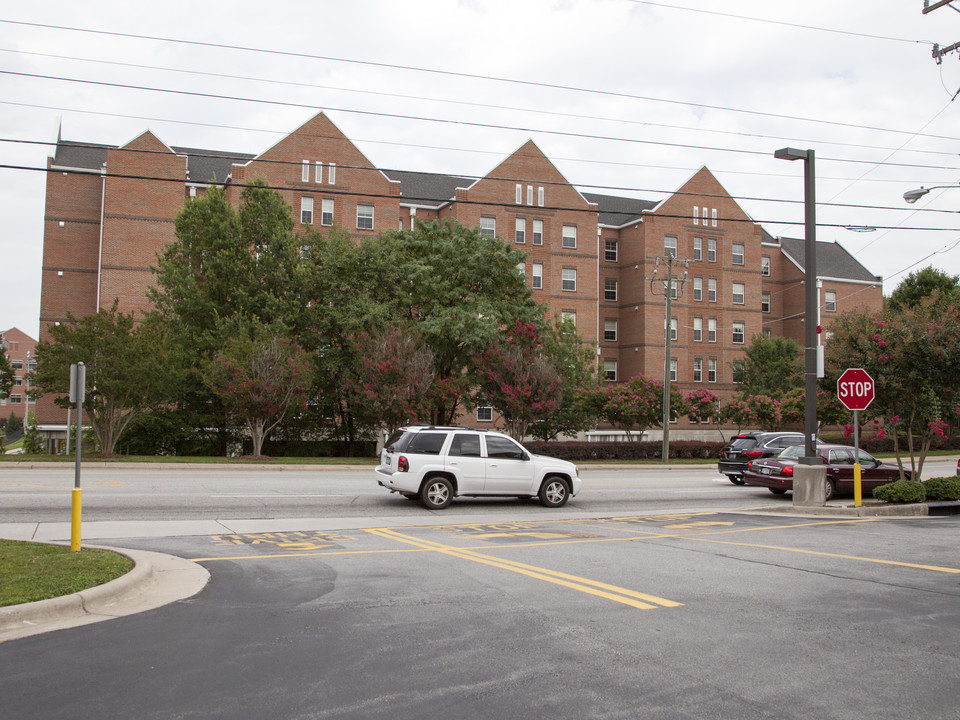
[539,476,570,508]
[727,474,745,486]
[421,476,453,509]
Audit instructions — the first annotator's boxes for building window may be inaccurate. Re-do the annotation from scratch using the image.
[693,357,702,382]
[693,206,699,225]
[708,238,717,262]
[670,358,678,382]
[9,394,22,404]
[825,290,837,312]
[604,359,617,382]
[533,219,543,245]
[538,187,545,207]
[11,359,23,370]
[693,237,702,261]
[561,310,577,326]
[733,282,745,305]
[515,218,526,244]
[357,203,374,230]
[562,268,577,292]
[604,278,618,301]
[562,225,577,249]
[732,243,744,266]
[321,198,334,226]
[670,317,677,341]
[708,277,717,303]
[301,160,310,182]
[733,321,745,344]
[762,292,771,313]
[315,161,323,183]
[532,262,543,290]
[761,255,771,276]
[527,185,534,206]
[664,236,677,258]
[604,319,618,342]
[708,318,717,343]
[480,216,496,237]
[712,208,718,227]
[670,279,679,300]
[300,197,313,225]
[693,317,702,342]
[708,358,717,383]
[516,262,525,276]
[703,207,709,225]
[605,239,618,262]
[477,406,493,422]
[693,276,702,302]
[516,184,522,204]
[328,163,336,184]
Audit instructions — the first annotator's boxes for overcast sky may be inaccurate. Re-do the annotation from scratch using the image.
[2,0,959,340]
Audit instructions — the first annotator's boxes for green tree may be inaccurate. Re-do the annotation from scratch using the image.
[886,266,960,313]
[31,304,169,456]
[731,334,802,397]
[0,341,13,401]
[206,327,313,457]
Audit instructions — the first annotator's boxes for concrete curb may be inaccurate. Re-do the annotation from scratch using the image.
[738,501,960,517]
[0,545,210,643]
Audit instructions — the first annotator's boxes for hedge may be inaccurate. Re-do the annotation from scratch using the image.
[873,480,926,504]
[525,440,726,462]
[923,477,960,501]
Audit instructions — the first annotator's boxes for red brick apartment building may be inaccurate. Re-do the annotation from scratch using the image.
[0,327,37,423]
[37,112,883,441]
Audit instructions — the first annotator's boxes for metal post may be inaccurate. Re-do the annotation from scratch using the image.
[801,151,818,463]
[70,362,85,552]
[662,255,673,463]
[853,409,862,507]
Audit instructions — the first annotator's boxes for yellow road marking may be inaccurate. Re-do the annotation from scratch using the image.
[685,536,960,574]
[663,521,736,529]
[367,527,682,610]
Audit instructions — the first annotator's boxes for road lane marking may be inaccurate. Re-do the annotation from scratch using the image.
[367,527,682,611]
[684,536,960,574]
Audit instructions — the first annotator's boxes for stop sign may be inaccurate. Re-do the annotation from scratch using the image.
[837,368,875,411]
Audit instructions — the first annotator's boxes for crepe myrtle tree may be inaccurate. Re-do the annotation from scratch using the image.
[206,327,313,458]
[600,375,687,442]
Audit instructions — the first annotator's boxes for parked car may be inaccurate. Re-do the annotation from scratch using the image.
[743,443,910,500]
[718,432,806,485]
[375,426,581,509]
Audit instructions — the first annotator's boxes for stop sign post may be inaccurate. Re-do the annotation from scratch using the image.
[837,368,875,507]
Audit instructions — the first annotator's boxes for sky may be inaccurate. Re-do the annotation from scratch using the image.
[2,0,959,340]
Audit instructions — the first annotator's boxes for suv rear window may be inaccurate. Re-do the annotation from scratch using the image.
[730,437,759,450]
[405,432,447,455]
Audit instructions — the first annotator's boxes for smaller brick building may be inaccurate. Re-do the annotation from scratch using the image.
[0,327,37,423]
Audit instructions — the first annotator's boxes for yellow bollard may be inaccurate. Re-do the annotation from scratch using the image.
[853,463,862,508]
[70,487,82,552]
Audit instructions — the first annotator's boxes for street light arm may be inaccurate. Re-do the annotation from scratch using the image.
[903,184,960,204]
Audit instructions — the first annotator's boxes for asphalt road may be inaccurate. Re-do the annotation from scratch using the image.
[1,462,958,719]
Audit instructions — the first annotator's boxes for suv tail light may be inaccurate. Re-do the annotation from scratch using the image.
[743,450,764,459]
[398,456,409,472]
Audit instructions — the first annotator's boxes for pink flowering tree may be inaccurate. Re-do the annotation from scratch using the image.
[826,294,960,479]
[474,321,563,440]
[208,331,313,457]
[601,375,686,441]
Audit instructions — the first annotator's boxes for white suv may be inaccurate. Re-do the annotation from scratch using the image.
[375,426,581,509]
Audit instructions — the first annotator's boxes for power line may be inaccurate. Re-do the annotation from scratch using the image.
[2,19,958,143]
[5,71,960,175]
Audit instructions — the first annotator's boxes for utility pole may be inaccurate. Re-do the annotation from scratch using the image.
[650,251,689,463]
[923,1,959,62]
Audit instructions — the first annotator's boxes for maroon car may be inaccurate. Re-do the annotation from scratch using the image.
[744,444,910,500]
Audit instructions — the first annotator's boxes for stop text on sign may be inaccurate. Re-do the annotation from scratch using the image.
[838,379,873,399]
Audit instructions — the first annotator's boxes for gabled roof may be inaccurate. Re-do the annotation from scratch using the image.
[779,237,881,283]
[382,169,474,207]
[582,192,659,227]
[172,146,255,184]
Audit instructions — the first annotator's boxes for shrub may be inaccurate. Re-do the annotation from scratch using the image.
[923,477,960,501]
[524,440,727,462]
[873,480,926,504]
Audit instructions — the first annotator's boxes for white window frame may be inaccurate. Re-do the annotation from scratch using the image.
[527,185,534,206]
[357,203,374,230]
[711,208,718,227]
[762,292,771,313]
[515,217,526,244]
[664,236,677,258]
[538,187,545,207]
[301,160,310,182]
[328,163,336,185]
[604,278,618,302]
[708,358,717,383]
[533,219,543,245]
[604,319,618,342]
[693,206,699,225]
[693,276,702,302]
[825,290,837,312]
[315,161,323,183]
[300,196,314,225]
[321,198,334,226]
[561,310,576,326]
[562,225,577,249]
[515,184,522,204]
[733,321,745,345]
[605,239,618,262]
[693,357,702,382]
[708,238,717,262]
[604,359,618,382]
[670,317,678,341]
[477,406,493,422]
[532,262,543,290]
[562,267,577,292]
[480,216,496,237]
[693,237,702,261]
[761,255,771,276]
[708,318,717,343]
[708,277,717,303]
[670,358,678,382]
[732,243,745,266]
[693,317,702,342]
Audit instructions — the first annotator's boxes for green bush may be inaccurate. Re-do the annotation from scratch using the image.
[524,440,727,461]
[873,480,926,504]
[923,477,960,501]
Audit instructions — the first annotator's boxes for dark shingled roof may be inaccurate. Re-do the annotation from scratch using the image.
[381,169,474,206]
[52,141,109,170]
[582,192,659,227]
[779,237,881,282]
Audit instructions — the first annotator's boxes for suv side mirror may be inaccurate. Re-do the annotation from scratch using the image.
[521,452,530,461]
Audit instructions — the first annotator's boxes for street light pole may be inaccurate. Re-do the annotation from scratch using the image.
[775,148,818,462]
[650,251,688,462]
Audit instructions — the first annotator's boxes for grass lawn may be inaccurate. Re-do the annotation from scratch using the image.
[0,539,133,607]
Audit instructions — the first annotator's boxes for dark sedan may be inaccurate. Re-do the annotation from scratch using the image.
[718,431,806,485]
[744,444,910,500]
